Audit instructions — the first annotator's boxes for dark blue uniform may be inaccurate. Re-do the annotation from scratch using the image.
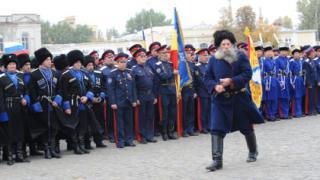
[315,57,320,113]
[204,51,264,136]
[101,64,116,142]
[154,60,177,137]
[181,61,197,136]
[262,57,279,120]
[276,55,291,118]
[289,58,305,117]
[127,58,137,69]
[194,62,211,133]
[132,64,156,141]
[107,68,137,147]
[303,57,318,115]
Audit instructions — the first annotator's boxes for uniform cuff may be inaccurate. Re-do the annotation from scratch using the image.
[32,102,43,112]
[24,95,30,106]
[86,91,94,101]
[0,112,9,122]
[54,95,62,106]
[63,101,71,110]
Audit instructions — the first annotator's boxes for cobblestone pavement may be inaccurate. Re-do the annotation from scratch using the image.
[1,116,320,180]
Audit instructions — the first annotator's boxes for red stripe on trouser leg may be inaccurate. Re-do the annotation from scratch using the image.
[305,88,309,115]
[197,97,202,131]
[113,110,118,145]
[134,106,141,142]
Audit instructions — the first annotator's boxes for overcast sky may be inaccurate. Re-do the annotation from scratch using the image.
[1,0,300,33]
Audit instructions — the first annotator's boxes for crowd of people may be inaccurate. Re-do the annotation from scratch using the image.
[0,34,319,167]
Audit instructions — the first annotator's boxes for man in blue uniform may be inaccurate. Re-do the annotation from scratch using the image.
[262,43,279,121]
[194,48,211,134]
[289,48,305,118]
[275,44,291,119]
[132,48,158,144]
[127,44,142,69]
[154,45,179,141]
[181,44,198,137]
[204,30,264,172]
[303,46,318,115]
[314,45,320,113]
[107,52,137,148]
[100,49,116,143]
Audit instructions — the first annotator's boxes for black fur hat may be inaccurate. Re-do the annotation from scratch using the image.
[83,55,95,67]
[67,50,84,66]
[213,30,236,47]
[31,57,39,69]
[34,47,53,65]
[17,53,31,69]
[53,54,69,71]
[2,54,18,68]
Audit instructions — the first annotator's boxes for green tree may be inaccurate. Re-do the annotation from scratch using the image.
[297,0,320,39]
[41,21,51,44]
[216,7,234,30]
[125,9,172,33]
[106,28,119,40]
[235,5,256,41]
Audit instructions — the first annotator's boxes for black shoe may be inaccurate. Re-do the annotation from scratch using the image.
[188,132,199,136]
[168,132,178,140]
[85,143,94,150]
[206,135,223,172]
[96,142,107,148]
[117,144,124,148]
[182,132,189,137]
[30,143,44,156]
[16,143,30,162]
[44,144,52,159]
[147,138,157,143]
[140,139,148,144]
[201,130,209,134]
[50,150,61,159]
[125,142,136,147]
[245,132,258,163]
[109,138,115,143]
[73,145,84,155]
[6,146,14,166]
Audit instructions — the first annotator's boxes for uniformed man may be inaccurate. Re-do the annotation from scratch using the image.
[182,44,198,137]
[313,45,320,113]
[204,30,264,172]
[273,48,280,59]
[303,46,317,115]
[208,44,217,56]
[29,48,62,159]
[89,50,101,68]
[0,54,30,165]
[132,48,158,144]
[237,42,248,55]
[194,48,211,134]
[289,48,305,118]
[60,50,94,154]
[127,44,142,69]
[146,42,162,137]
[154,45,178,141]
[100,49,116,143]
[17,53,44,157]
[262,43,279,121]
[83,55,107,148]
[107,52,137,148]
[275,44,291,119]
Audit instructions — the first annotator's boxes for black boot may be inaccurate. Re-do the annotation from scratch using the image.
[79,135,90,154]
[54,139,60,154]
[85,139,93,150]
[30,142,44,156]
[50,139,61,159]
[168,126,178,140]
[245,132,258,163]
[16,143,30,162]
[161,126,168,141]
[206,135,223,172]
[6,145,14,166]
[72,135,84,155]
[44,143,52,159]
[2,146,8,161]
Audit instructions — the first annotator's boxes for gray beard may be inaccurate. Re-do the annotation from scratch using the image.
[214,47,238,64]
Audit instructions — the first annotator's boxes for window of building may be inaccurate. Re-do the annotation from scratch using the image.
[21,32,29,50]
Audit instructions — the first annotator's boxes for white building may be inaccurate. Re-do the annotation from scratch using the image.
[0,14,41,55]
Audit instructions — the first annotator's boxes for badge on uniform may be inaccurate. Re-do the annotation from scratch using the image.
[127,74,132,80]
[108,78,112,84]
[53,77,58,84]
[156,68,161,73]
[96,78,101,85]
[195,70,199,76]
[37,79,45,86]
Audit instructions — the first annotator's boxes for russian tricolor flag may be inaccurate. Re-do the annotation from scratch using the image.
[4,42,29,55]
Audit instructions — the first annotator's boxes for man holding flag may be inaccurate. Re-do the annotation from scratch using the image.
[204,29,264,172]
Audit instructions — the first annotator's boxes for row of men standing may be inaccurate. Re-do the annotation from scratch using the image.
[254,43,320,121]
[0,42,217,165]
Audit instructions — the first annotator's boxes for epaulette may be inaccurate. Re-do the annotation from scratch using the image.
[196,63,201,66]
[94,70,101,74]
[132,65,137,69]
[155,61,162,65]
[110,68,118,73]
[289,58,294,62]
[31,68,38,73]
[100,66,106,71]
[62,70,70,75]
[0,73,5,78]
[126,68,132,71]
